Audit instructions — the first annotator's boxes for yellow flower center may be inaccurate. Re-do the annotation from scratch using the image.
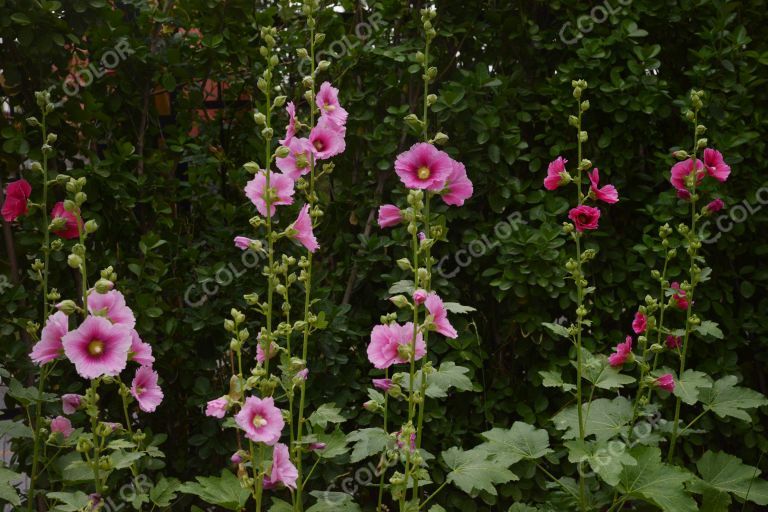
[252,414,267,428]
[324,104,335,111]
[314,140,324,151]
[88,339,104,356]
[417,166,431,179]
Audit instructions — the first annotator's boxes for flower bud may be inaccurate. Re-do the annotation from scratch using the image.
[84,219,98,234]
[26,116,40,127]
[56,300,78,315]
[67,254,82,269]
[317,60,330,72]
[396,258,412,271]
[389,294,410,308]
[432,132,449,145]
[275,146,291,158]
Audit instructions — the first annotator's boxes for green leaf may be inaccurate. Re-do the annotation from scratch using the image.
[553,397,633,442]
[314,428,349,459]
[443,302,476,314]
[617,446,697,512]
[388,280,414,295]
[479,422,552,466]
[442,447,517,496]
[423,362,474,398]
[306,490,361,511]
[542,322,570,339]
[7,379,57,405]
[0,468,21,506]
[0,419,33,439]
[269,498,294,512]
[673,370,711,405]
[578,349,636,390]
[690,451,768,505]
[308,403,346,429]
[694,320,724,339]
[564,439,636,486]
[539,369,576,392]
[110,450,144,469]
[150,477,181,507]
[698,375,768,422]
[179,470,250,510]
[47,491,91,511]
[347,428,391,463]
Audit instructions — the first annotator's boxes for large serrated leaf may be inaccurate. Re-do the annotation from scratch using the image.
[698,375,768,422]
[479,422,552,466]
[617,446,697,512]
[442,446,517,496]
[690,451,768,505]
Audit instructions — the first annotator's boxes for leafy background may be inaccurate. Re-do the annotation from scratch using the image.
[1,0,767,509]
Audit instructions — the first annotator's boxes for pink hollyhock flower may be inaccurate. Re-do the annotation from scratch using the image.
[608,336,633,367]
[205,396,228,418]
[666,335,681,349]
[50,202,82,239]
[377,204,402,228]
[61,394,83,415]
[412,289,427,305]
[244,171,295,217]
[231,451,243,464]
[316,82,348,127]
[424,292,458,338]
[671,282,689,310]
[655,373,675,392]
[87,290,136,329]
[309,442,326,451]
[30,311,69,365]
[706,198,725,213]
[670,158,704,194]
[256,339,279,363]
[418,231,427,243]
[264,443,298,490]
[309,117,346,160]
[372,378,393,391]
[2,179,32,222]
[234,236,257,250]
[131,366,164,413]
[394,143,453,191]
[235,396,284,445]
[544,157,570,191]
[703,148,731,182]
[396,430,417,452]
[440,159,473,206]
[297,368,309,380]
[280,102,297,145]
[50,416,74,438]
[588,168,619,204]
[568,205,601,232]
[289,204,318,253]
[366,322,426,369]
[61,316,132,379]
[129,329,154,366]
[276,137,314,180]
[632,311,647,334]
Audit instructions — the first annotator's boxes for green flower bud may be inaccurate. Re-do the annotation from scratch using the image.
[67,254,82,269]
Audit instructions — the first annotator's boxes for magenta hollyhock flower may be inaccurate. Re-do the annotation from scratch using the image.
[50,416,74,438]
[289,204,318,253]
[656,373,675,392]
[632,311,647,334]
[703,148,731,182]
[231,451,243,464]
[309,117,346,160]
[234,236,257,250]
[394,143,453,191]
[706,198,725,213]
[412,289,427,305]
[366,322,426,369]
[61,316,132,379]
[235,396,284,445]
[276,137,314,180]
[588,169,619,204]
[608,336,633,367]
[280,101,297,145]
[87,290,136,329]
[424,292,458,338]
[377,204,402,228]
[264,443,298,490]
[129,329,154,366]
[30,311,69,365]
[316,82,348,127]
[205,396,228,418]
[440,159,473,206]
[670,158,704,194]
[544,157,569,191]
[372,378,393,391]
[666,335,681,349]
[671,282,689,310]
[50,202,82,239]
[131,366,164,413]
[256,340,279,363]
[61,394,83,415]
[244,171,295,217]
[568,205,601,232]
[2,179,32,222]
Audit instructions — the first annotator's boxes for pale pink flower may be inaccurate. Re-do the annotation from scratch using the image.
[264,443,298,490]
[670,158,704,194]
[61,394,83,415]
[440,159,473,206]
[234,236,256,250]
[50,202,82,239]
[205,396,228,418]
[50,416,74,438]
[279,102,297,145]
[256,339,279,363]
[631,311,647,334]
[235,396,284,445]
[30,311,69,365]
[412,289,427,305]
[131,366,164,413]
[87,290,136,329]
[706,198,725,213]
[394,143,453,191]
[289,204,318,253]
[276,137,314,179]
[377,204,402,228]
[309,117,346,160]
[655,373,675,392]
[608,336,633,367]
[245,171,295,217]
[568,205,600,232]
[129,329,154,366]
[544,157,569,191]
[372,378,393,391]
[2,178,32,222]
[366,322,426,369]
[316,82,348,127]
[297,368,309,380]
[425,292,458,338]
[703,148,731,182]
[588,169,619,204]
[61,316,132,379]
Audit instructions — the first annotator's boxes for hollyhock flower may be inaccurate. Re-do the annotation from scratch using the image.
[666,335,682,349]
[655,373,675,392]
[62,394,83,415]
[234,236,257,250]
[394,143,453,191]
[588,168,619,204]
[276,137,314,180]
[309,117,346,160]
[309,442,326,451]
[425,292,458,338]
[264,443,298,490]
[372,378,393,391]
[418,231,427,243]
[367,322,426,369]
[288,204,318,253]
[316,82,348,127]
[244,171,295,217]
[703,148,731,182]
[377,204,402,228]
[30,311,69,365]
[205,396,228,418]
[50,416,74,438]
[671,282,689,310]
[131,366,164,413]
[231,452,243,464]
[129,329,154,366]
[87,290,136,329]
[544,157,570,191]
[608,336,633,367]
[632,311,647,334]
[568,205,601,232]
[235,396,284,445]
[2,179,32,222]
[670,158,704,194]
[440,159,473,206]
[396,430,416,452]
[280,101,297,145]
[50,202,82,239]
[412,289,427,305]
[61,316,132,379]
[297,368,309,380]
[256,340,279,363]
[706,198,725,213]
[102,422,121,432]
